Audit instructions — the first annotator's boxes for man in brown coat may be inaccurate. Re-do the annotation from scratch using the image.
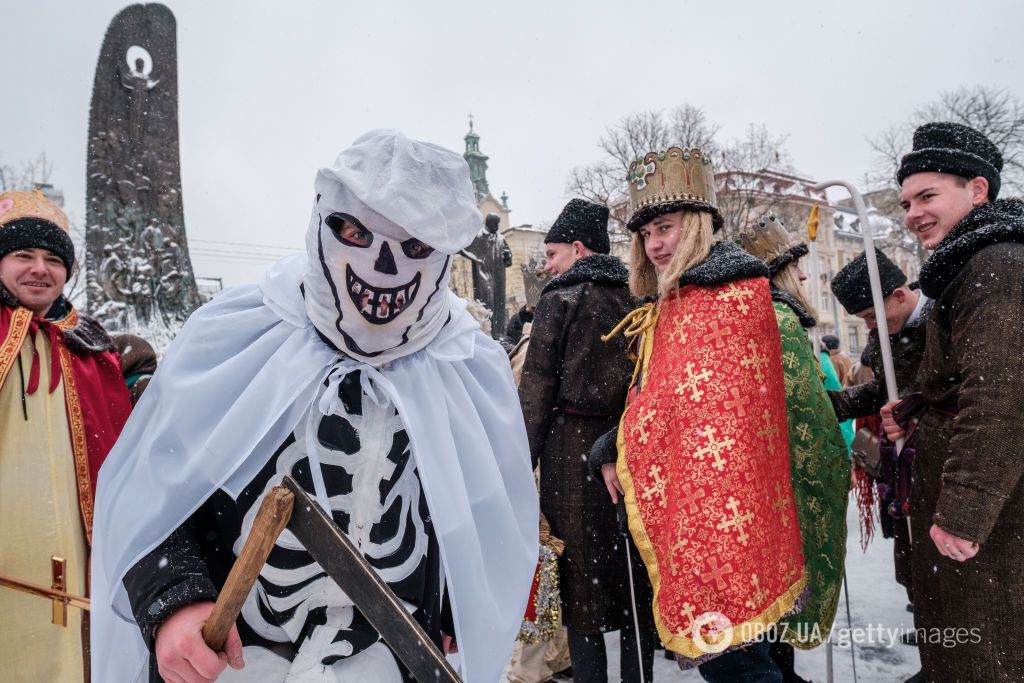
[519,198,654,682]
[883,122,1024,681]
[828,250,932,676]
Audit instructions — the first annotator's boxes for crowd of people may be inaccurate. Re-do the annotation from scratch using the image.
[0,120,1020,683]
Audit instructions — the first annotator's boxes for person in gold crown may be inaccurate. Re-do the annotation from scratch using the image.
[594,148,805,681]
[0,189,132,680]
[738,213,850,682]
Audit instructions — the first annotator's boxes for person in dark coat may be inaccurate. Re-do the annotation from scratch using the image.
[112,333,158,405]
[502,304,534,347]
[518,198,654,683]
[827,250,932,674]
[882,121,1024,681]
[829,249,931,425]
[820,334,854,386]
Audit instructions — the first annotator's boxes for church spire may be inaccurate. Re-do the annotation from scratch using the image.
[463,115,490,201]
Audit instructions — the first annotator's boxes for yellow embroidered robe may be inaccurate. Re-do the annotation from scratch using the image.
[0,331,87,681]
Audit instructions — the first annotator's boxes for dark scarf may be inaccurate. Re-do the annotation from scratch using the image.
[919,198,1024,298]
[542,253,628,294]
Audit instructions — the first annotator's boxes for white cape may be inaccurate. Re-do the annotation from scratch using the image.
[91,254,538,682]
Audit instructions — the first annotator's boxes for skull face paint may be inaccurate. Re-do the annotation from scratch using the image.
[304,193,453,365]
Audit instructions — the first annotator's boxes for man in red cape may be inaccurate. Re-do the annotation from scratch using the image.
[0,189,132,681]
[597,148,805,681]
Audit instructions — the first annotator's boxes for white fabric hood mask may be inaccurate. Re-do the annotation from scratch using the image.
[303,130,481,365]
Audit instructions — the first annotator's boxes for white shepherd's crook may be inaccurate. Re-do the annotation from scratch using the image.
[813,179,909,683]
[812,180,907,458]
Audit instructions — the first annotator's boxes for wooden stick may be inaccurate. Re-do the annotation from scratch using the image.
[202,486,294,652]
[0,571,91,610]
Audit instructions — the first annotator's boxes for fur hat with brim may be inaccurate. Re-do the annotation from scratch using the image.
[831,248,907,314]
[897,122,1003,200]
[0,190,75,272]
[544,198,610,254]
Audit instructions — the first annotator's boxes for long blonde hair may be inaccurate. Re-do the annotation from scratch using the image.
[771,261,817,319]
[629,211,715,299]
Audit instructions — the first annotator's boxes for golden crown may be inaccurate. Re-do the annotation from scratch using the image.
[0,189,69,232]
[737,212,807,273]
[626,147,717,224]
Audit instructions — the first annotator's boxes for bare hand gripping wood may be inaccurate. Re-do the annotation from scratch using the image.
[199,477,461,682]
[201,486,294,652]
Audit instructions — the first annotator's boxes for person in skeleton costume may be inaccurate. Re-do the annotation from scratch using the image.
[90,130,538,682]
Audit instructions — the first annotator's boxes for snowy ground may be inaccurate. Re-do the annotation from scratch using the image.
[600,499,922,682]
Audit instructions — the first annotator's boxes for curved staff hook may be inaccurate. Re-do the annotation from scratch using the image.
[813,179,911,683]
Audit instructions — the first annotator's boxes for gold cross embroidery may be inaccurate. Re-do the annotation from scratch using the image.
[701,556,735,590]
[756,409,780,440]
[744,573,770,610]
[675,362,713,402]
[669,313,694,344]
[771,482,789,527]
[668,518,691,576]
[675,602,697,637]
[701,319,733,349]
[740,339,770,382]
[641,464,669,508]
[795,422,813,442]
[716,283,755,314]
[693,425,735,472]
[723,386,751,417]
[632,407,656,444]
[716,496,754,546]
[679,481,707,514]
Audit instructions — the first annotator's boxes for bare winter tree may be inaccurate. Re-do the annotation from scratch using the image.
[565,104,721,231]
[715,124,796,241]
[869,85,1024,196]
[0,152,54,191]
[0,153,87,304]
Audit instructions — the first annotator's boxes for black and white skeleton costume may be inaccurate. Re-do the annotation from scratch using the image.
[123,370,449,681]
[91,130,538,683]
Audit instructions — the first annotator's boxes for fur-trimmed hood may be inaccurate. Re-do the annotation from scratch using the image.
[0,283,115,356]
[771,286,817,328]
[920,198,1024,298]
[677,240,769,289]
[542,253,628,295]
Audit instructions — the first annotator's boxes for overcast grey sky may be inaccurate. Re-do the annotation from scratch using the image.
[5,0,1023,285]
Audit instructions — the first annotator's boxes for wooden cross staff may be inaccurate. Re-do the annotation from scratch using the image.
[0,556,90,626]
[201,475,461,683]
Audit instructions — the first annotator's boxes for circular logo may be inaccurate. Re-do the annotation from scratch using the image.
[691,611,734,654]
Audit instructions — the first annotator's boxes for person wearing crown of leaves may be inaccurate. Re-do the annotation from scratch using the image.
[0,189,132,681]
[738,213,850,681]
[593,148,806,681]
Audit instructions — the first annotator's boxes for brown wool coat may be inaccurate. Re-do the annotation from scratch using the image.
[828,301,932,423]
[911,202,1024,680]
[518,254,641,632]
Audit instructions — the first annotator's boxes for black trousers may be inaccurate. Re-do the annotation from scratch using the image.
[565,550,656,683]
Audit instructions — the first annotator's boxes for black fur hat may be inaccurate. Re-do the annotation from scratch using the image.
[544,199,611,255]
[897,122,1002,200]
[831,248,907,314]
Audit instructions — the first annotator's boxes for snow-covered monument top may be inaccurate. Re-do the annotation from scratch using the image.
[85,3,201,345]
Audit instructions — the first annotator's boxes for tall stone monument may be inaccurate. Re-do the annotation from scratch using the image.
[466,213,513,337]
[85,3,201,340]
